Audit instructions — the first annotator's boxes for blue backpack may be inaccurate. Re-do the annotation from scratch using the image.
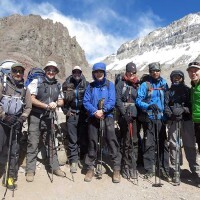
[25,67,45,87]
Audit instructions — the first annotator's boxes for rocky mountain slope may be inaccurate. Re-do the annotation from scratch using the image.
[104,12,200,82]
[0,14,89,80]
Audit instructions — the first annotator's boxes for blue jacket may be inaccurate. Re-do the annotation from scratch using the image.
[136,76,168,119]
[83,62,115,117]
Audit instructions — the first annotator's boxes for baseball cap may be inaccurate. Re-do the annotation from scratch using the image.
[187,61,200,71]
[148,62,161,72]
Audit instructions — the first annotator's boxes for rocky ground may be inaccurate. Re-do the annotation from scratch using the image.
[0,111,200,200]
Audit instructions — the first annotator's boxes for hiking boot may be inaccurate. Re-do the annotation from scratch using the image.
[112,170,121,183]
[161,170,172,182]
[192,172,200,188]
[26,172,34,182]
[2,177,17,190]
[53,169,66,177]
[84,169,94,182]
[121,165,130,179]
[143,171,155,179]
[130,169,138,179]
[172,171,181,185]
[70,162,78,173]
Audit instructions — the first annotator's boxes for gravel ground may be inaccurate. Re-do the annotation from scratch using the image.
[0,111,200,200]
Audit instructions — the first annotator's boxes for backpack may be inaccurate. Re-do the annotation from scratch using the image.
[115,72,125,86]
[25,67,45,87]
[0,60,17,92]
[138,75,165,122]
[0,60,27,116]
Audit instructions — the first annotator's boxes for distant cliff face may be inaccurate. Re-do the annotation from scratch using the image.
[104,13,200,76]
[0,14,89,79]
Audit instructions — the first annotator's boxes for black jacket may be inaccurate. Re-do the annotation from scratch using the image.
[164,83,192,121]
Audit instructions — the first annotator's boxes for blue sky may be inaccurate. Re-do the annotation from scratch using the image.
[0,0,200,63]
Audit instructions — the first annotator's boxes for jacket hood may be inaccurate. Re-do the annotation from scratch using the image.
[92,62,106,80]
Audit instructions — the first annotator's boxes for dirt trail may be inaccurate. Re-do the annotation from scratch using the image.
[0,111,200,200]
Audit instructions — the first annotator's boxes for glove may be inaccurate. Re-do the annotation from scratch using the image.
[148,104,160,113]
[15,116,26,129]
[172,107,184,116]
[124,113,133,124]
[3,114,18,126]
[173,114,182,121]
[164,110,172,118]
[183,107,190,114]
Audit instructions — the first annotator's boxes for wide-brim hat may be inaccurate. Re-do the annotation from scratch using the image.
[44,61,59,73]
[72,66,82,72]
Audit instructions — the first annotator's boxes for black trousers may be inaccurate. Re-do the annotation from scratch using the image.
[194,123,200,153]
[0,123,21,179]
[143,119,169,173]
[66,112,88,163]
[119,117,138,169]
[85,117,121,170]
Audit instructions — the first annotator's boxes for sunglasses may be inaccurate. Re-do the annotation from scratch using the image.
[94,70,104,73]
[150,69,160,73]
[72,70,81,74]
[12,69,24,74]
[127,71,136,74]
[188,62,200,66]
[46,69,57,73]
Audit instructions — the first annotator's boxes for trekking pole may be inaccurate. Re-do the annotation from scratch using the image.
[96,98,105,178]
[173,120,181,186]
[129,120,138,185]
[49,111,56,183]
[54,111,64,142]
[2,125,15,200]
[152,111,162,187]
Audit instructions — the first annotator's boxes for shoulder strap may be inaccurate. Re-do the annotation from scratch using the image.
[122,82,127,96]
[2,74,8,93]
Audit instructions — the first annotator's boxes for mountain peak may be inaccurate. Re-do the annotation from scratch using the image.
[104,12,200,78]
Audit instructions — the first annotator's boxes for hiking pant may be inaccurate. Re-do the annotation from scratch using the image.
[143,119,169,173]
[194,123,200,154]
[0,123,21,179]
[66,112,88,164]
[26,112,60,173]
[118,117,138,169]
[85,117,122,170]
[168,120,199,173]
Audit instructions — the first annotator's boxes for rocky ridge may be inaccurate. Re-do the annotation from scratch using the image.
[0,14,89,80]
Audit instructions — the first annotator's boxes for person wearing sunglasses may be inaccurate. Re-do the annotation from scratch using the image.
[115,62,140,180]
[26,61,65,182]
[62,66,89,174]
[0,62,32,190]
[187,60,200,187]
[164,70,200,186]
[136,62,171,182]
[83,62,122,183]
